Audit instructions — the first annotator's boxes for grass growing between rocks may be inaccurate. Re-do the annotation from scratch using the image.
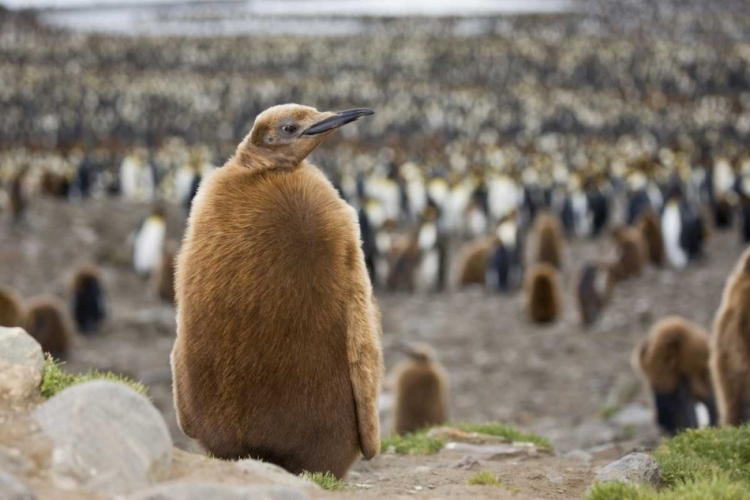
[587,476,750,500]
[301,471,346,491]
[454,422,553,451]
[41,355,148,398]
[381,429,446,455]
[587,425,750,499]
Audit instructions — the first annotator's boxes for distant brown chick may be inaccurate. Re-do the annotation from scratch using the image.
[0,285,25,328]
[391,343,449,436]
[25,295,75,359]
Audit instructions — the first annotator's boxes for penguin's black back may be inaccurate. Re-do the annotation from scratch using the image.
[578,264,600,325]
[627,190,651,225]
[488,244,517,292]
[588,190,609,236]
[74,275,105,334]
[679,202,705,260]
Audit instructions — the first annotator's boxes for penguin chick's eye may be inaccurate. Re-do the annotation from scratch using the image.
[282,125,298,135]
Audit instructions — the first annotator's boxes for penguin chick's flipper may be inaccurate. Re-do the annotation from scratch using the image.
[345,238,384,460]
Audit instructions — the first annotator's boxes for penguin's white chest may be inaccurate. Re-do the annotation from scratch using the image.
[134,219,166,275]
[662,205,688,269]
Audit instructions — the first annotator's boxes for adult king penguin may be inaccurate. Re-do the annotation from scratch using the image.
[171,105,383,479]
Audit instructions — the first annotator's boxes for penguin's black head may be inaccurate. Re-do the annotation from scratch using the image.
[243,104,374,170]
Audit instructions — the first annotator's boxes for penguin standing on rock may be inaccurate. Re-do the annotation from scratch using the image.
[132,205,167,277]
[71,264,106,335]
[171,105,383,479]
[391,342,449,436]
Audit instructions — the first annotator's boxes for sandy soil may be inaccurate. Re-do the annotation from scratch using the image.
[1,195,745,497]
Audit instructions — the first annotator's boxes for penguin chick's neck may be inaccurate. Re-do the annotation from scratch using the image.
[235,139,309,174]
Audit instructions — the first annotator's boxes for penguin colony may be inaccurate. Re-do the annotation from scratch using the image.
[3,3,750,477]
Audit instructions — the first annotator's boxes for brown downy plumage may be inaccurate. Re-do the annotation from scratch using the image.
[634,316,715,435]
[528,211,564,269]
[391,343,449,436]
[171,104,383,479]
[9,167,29,224]
[25,295,75,359]
[0,285,25,328]
[455,236,497,287]
[577,261,616,326]
[710,248,750,426]
[525,262,562,323]
[610,226,648,280]
[637,210,664,266]
[154,241,178,304]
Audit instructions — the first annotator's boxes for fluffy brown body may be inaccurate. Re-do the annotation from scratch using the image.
[391,343,449,435]
[171,105,383,479]
[637,210,664,266]
[611,226,647,280]
[710,248,750,426]
[154,242,178,304]
[634,316,713,401]
[25,295,74,358]
[455,236,496,287]
[0,286,25,328]
[386,235,419,292]
[528,211,564,269]
[525,262,562,323]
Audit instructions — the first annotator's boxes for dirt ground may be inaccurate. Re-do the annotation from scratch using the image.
[1,196,745,498]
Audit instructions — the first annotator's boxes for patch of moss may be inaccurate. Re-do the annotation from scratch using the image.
[301,471,346,491]
[454,422,553,451]
[587,476,750,500]
[381,430,446,455]
[467,471,501,486]
[653,425,750,487]
[41,355,148,399]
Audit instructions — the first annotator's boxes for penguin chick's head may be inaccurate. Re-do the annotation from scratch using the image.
[242,104,374,170]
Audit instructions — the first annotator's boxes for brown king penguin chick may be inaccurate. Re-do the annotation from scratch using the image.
[454,235,497,287]
[610,226,648,281]
[637,209,664,266]
[634,316,716,436]
[171,104,383,479]
[0,285,25,327]
[525,262,562,324]
[9,166,29,226]
[71,264,106,335]
[153,241,178,304]
[391,343,449,436]
[527,210,564,269]
[577,261,616,326]
[710,247,750,426]
[25,295,75,359]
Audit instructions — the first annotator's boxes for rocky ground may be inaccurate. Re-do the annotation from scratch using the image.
[0,196,744,498]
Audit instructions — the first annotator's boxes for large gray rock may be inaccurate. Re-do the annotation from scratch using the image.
[0,471,35,500]
[32,380,172,496]
[125,482,308,500]
[0,327,44,402]
[594,452,662,486]
[235,459,319,491]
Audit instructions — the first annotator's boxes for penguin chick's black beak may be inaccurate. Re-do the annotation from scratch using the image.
[303,108,374,136]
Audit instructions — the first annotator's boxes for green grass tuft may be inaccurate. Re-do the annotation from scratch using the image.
[587,476,750,500]
[653,425,750,487]
[301,471,346,491]
[600,405,620,420]
[467,471,501,486]
[41,355,148,399]
[381,429,446,455]
[454,422,553,450]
